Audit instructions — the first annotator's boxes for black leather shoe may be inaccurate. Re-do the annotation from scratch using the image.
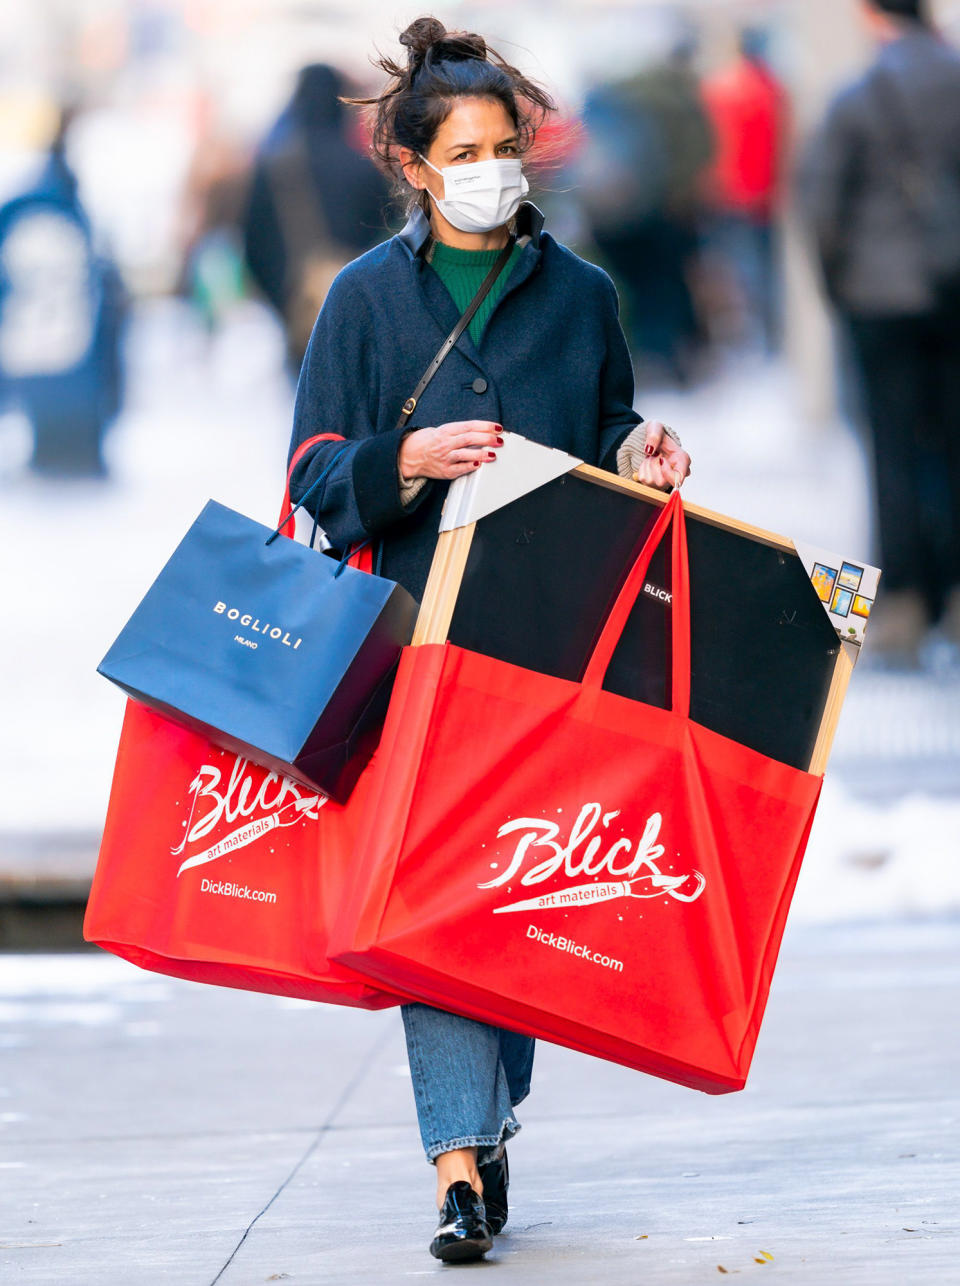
[478,1150,509,1234]
[429,1181,493,1262]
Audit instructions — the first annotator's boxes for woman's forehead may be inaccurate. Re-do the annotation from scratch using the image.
[433,97,515,145]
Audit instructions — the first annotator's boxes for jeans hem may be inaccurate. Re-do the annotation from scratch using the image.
[425,1117,520,1166]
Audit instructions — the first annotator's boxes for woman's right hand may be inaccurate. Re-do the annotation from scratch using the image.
[398,421,504,481]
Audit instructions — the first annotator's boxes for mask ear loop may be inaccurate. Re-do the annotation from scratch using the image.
[417,154,446,204]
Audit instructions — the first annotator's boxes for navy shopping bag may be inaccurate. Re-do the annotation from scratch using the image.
[98,442,418,803]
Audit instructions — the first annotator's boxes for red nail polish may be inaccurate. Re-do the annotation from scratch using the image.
[473,461,480,468]
[488,453,497,461]
[644,444,654,457]
[495,425,503,432]
[496,437,504,446]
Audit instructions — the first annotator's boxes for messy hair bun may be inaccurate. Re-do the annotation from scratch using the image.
[345,15,556,202]
[399,15,488,71]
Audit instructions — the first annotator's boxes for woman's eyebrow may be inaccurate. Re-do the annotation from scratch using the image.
[446,135,519,151]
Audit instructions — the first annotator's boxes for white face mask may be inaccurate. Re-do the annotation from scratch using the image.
[419,154,529,234]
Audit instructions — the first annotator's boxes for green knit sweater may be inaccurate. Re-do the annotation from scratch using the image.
[427,238,523,346]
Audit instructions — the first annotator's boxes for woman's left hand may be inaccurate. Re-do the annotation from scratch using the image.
[627,421,692,492]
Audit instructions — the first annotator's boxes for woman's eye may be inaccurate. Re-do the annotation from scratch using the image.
[497,145,518,155]
[453,151,472,162]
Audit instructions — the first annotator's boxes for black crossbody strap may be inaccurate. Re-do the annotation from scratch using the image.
[394,238,515,431]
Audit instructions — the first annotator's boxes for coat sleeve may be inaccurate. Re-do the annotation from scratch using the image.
[595,270,644,472]
[286,267,434,550]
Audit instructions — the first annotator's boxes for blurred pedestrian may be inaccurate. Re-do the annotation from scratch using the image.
[0,107,127,477]
[178,122,251,332]
[799,0,960,662]
[574,28,714,385]
[701,27,788,352]
[242,64,391,373]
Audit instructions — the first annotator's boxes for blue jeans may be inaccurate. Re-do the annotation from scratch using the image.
[402,1002,535,1165]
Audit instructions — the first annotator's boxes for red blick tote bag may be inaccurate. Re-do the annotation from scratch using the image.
[333,491,823,1088]
[84,701,398,1007]
[83,435,402,1009]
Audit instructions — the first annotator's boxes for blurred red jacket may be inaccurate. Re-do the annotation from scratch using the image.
[701,56,787,219]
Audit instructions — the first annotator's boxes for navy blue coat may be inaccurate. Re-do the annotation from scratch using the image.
[287,200,643,600]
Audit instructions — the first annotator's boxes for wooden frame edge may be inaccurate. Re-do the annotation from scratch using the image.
[807,641,857,775]
[412,521,476,646]
[572,463,796,553]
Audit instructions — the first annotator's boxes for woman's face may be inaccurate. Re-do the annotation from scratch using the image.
[400,96,519,201]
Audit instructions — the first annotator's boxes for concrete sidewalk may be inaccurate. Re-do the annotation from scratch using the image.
[1,919,957,1285]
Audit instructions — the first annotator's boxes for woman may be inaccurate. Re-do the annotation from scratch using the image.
[287,15,691,1263]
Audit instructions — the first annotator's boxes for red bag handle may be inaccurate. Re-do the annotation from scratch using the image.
[581,488,690,718]
[277,432,373,574]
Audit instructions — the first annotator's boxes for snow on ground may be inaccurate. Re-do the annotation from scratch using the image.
[795,778,960,923]
[2,310,957,923]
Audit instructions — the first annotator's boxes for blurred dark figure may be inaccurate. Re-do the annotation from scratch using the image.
[0,109,126,477]
[243,64,391,372]
[701,28,787,352]
[575,37,714,384]
[799,0,960,662]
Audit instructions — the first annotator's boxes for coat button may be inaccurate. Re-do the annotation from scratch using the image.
[471,376,488,394]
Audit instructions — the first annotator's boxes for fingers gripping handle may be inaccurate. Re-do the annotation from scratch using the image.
[581,489,691,718]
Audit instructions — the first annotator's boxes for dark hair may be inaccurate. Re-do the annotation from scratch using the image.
[865,0,928,21]
[345,16,556,209]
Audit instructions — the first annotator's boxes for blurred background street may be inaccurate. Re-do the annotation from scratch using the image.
[1,0,959,1281]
